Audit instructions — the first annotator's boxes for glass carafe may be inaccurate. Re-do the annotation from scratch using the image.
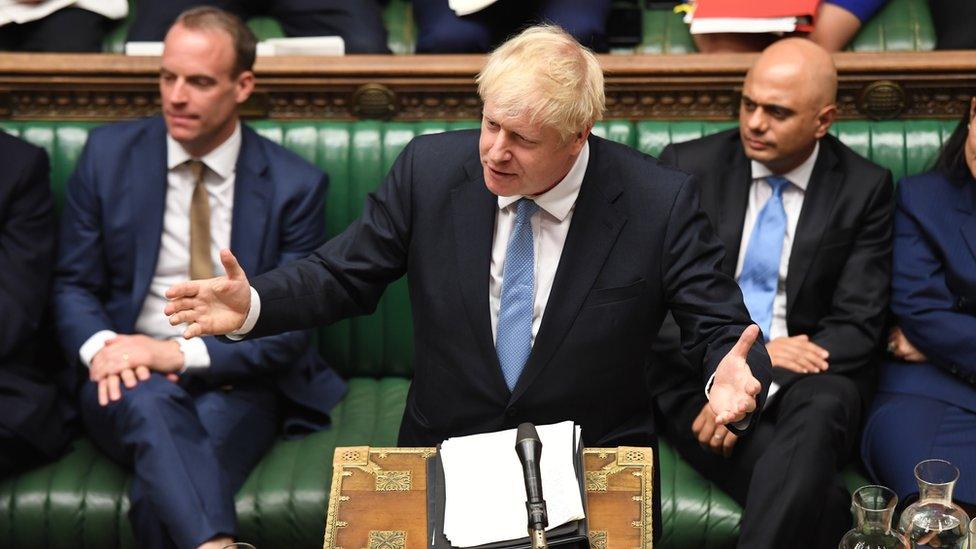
[897,460,970,548]
[839,485,909,549]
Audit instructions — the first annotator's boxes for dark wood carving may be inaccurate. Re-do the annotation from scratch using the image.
[0,51,971,121]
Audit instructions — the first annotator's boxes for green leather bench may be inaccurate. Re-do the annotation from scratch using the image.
[101,0,934,55]
[0,118,957,548]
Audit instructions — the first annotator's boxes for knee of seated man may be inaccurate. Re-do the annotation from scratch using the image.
[418,22,491,53]
[793,375,861,427]
[116,374,192,417]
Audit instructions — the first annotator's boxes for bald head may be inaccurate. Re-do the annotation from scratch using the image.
[738,38,839,174]
[748,38,837,109]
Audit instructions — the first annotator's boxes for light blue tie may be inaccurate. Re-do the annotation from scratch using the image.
[496,198,538,391]
[738,176,790,341]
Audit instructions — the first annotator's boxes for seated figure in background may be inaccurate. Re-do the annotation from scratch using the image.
[53,7,345,548]
[0,0,126,52]
[127,0,389,54]
[0,131,72,477]
[412,0,612,53]
[649,38,893,549]
[693,0,888,52]
[861,95,976,514]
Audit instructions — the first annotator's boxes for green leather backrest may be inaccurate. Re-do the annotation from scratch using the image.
[0,118,958,379]
[102,0,933,54]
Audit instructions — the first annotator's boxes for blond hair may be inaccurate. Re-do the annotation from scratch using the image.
[477,25,605,142]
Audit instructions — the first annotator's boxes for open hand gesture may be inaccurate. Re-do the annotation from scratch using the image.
[164,249,251,338]
[708,324,763,425]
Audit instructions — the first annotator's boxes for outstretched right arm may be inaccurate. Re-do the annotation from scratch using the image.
[166,138,416,339]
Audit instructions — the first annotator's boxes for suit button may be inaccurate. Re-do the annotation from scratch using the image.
[950,364,959,374]
[506,407,517,417]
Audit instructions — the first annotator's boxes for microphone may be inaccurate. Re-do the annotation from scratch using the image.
[515,423,549,549]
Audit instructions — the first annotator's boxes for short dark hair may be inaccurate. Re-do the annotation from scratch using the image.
[172,6,256,76]
[933,97,975,181]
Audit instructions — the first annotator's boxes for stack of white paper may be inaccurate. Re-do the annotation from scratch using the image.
[439,421,585,548]
[447,0,498,16]
[125,36,344,57]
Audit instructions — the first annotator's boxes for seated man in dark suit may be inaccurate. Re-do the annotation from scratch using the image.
[127,0,389,54]
[165,24,773,540]
[0,131,72,477]
[650,38,893,549]
[52,7,346,549]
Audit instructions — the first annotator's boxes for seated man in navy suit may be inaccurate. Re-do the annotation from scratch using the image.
[0,131,72,477]
[52,7,346,549]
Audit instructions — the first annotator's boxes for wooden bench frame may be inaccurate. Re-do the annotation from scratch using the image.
[0,51,972,122]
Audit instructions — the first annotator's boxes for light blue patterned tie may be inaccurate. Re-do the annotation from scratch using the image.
[738,176,790,341]
[496,198,538,391]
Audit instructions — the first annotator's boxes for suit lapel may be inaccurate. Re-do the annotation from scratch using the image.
[229,127,270,275]
[717,144,752,275]
[510,138,626,404]
[958,178,976,263]
[786,139,842,317]
[130,119,168,326]
[452,158,507,391]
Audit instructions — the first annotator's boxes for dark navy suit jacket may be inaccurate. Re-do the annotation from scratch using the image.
[52,117,346,433]
[242,130,772,448]
[880,170,976,412]
[0,131,72,459]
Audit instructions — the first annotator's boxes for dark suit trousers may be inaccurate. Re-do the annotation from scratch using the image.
[126,0,390,53]
[0,7,111,52]
[79,374,278,549]
[655,374,861,549]
[412,0,611,53]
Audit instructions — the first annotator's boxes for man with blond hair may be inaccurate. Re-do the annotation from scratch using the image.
[164,25,773,538]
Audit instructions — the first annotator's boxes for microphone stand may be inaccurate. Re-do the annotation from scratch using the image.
[515,423,549,549]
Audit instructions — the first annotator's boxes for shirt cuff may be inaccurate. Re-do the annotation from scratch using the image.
[79,329,118,368]
[227,286,261,341]
[175,337,210,372]
[704,372,753,431]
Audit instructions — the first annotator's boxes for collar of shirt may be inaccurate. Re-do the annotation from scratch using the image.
[496,141,590,220]
[749,140,820,191]
[166,122,242,179]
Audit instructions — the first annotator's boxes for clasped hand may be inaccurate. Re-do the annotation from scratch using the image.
[90,334,183,406]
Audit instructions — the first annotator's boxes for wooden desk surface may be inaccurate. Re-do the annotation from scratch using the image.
[323,446,653,549]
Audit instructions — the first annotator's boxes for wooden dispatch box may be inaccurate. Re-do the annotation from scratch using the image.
[323,446,653,549]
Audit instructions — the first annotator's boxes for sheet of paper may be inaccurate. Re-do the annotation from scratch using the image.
[447,0,498,16]
[261,36,345,56]
[440,421,585,547]
[690,17,798,34]
[0,0,74,25]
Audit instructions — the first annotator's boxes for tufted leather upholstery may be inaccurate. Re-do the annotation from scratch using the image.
[100,0,933,54]
[0,118,958,547]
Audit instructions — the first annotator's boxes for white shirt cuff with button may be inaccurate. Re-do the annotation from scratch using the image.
[226,286,261,341]
[175,337,209,372]
[78,329,118,368]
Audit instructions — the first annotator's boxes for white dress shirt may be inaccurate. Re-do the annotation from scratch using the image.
[490,142,589,343]
[735,141,820,400]
[0,0,127,26]
[78,124,242,371]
